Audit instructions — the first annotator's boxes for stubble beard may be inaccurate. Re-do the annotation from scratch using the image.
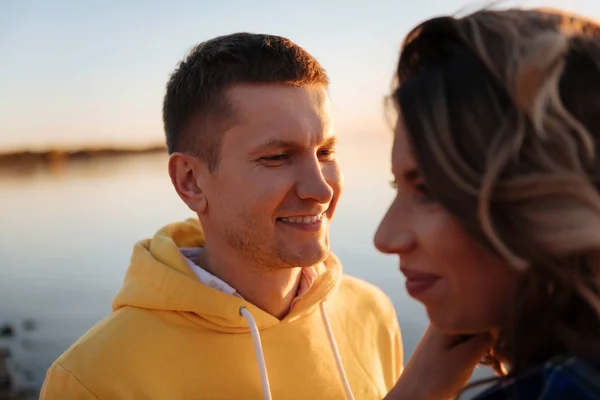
[223,224,331,270]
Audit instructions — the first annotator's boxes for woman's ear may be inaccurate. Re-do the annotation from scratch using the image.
[168,153,209,214]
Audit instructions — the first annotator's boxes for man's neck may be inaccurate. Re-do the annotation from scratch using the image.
[195,244,302,320]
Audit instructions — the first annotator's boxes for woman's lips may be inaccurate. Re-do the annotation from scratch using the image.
[401,269,441,298]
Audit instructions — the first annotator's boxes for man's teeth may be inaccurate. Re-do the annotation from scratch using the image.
[280,214,324,224]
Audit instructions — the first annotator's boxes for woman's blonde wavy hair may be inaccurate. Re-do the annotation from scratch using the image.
[392,8,600,376]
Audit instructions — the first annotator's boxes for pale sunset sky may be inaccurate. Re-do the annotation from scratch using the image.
[1,0,599,151]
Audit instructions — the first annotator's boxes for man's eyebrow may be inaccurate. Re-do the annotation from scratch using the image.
[253,136,338,152]
[253,139,300,152]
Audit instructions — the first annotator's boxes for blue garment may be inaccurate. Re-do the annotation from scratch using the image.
[473,356,600,399]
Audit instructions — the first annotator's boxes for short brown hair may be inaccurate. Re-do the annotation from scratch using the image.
[163,33,329,171]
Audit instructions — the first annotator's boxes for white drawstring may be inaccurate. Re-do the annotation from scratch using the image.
[320,302,355,400]
[240,303,355,400]
[240,306,272,400]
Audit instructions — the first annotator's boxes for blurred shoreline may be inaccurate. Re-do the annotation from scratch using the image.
[0,145,167,169]
[0,146,167,165]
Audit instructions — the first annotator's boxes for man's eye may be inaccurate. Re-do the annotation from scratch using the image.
[260,154,289,162]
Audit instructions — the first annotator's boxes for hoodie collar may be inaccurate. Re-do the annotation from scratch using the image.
[180,247,318,309]
[112,218,341,332]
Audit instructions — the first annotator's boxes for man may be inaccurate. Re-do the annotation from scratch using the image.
[41,33,403,399]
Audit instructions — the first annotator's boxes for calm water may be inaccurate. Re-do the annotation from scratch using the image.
[0,140,488,396]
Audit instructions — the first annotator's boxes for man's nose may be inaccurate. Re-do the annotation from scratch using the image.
[295,159,336,204]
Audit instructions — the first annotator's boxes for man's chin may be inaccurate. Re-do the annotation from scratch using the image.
[288,247,330,268]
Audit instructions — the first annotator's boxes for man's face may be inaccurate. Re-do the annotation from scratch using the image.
[202,84,342,269]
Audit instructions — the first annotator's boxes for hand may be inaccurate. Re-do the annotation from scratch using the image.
[384,324,492,400]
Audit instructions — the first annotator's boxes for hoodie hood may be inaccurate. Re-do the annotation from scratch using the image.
[112,218,343,333]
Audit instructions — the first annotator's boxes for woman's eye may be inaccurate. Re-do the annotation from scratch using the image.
[415,182,436,203]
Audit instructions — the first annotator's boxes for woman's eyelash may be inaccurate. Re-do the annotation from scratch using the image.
[415,183,428,193]
[390,179,436,203]
[415,182,436,202]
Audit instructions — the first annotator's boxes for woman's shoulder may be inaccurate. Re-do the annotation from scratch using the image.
[472,356,600,400]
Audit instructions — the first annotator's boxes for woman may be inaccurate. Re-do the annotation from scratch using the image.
[376,7,600,400]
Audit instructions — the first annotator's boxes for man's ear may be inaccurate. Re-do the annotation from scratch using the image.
[168,153,209,214]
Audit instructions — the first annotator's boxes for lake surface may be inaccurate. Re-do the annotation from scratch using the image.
[0,139,489,397]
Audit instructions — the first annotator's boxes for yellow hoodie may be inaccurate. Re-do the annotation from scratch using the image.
[41,219,403,399]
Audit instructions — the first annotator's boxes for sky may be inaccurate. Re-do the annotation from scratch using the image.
[1,0,599,151]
